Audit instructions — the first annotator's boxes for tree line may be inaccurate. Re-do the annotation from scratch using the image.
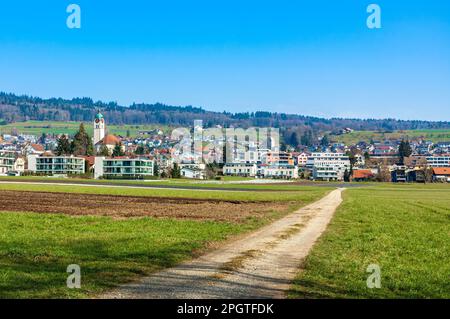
[2,91,450,133]
[55,123,125,158]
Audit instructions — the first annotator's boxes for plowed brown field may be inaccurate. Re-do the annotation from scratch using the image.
[0,190,294,222]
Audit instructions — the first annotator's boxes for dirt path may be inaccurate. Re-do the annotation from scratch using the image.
[101,188,344,299]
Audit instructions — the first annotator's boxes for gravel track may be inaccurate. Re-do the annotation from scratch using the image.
[101,188,344,299]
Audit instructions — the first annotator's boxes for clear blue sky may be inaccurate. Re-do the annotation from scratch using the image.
[0,0,449,120]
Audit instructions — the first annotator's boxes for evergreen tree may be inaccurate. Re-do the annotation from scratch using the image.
[112,142,125,157]
[345,151,357,174]
[153,161,159,177]
[301,130,314,147]
[171,163,181,178]
[344,169,351,182]
[86,138,94,156]
[320,135,329,147]
[98,145,110,156]
[289,132,299,149]
[55,135,71,156]
[135,145,146,155]
[71,123,93,156]
[39,133,47,144]
[398,140,412,164]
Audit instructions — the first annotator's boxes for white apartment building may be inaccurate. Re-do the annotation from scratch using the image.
[180,167,206,180]
[94,157,154,179]
[306,152,351,181]
[426,155,450,167]
[27,155,85,175]
[262,165,299,179]
[223,163,257,177]
[297,152,310,167]
[0,150,24,175]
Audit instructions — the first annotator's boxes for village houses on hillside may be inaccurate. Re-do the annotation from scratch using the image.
[0,112,449,183]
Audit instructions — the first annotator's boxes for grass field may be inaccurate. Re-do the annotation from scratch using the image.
[0,213,258,298]
[0,183,330,298]
[0,120,170,137]
[330,129,450,144]
[0,178,333,201]
[289,184,450,298]
[3,121,450,144]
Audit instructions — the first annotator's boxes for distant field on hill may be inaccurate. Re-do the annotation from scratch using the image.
[289,184,450,298]
[3,121,450,144]
[0,183,329,298]
[330,129,450,144]
[0,120,170,137]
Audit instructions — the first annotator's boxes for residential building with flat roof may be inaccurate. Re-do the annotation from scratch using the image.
[223,163,257,177]
[426,155,450,167]
[307,152,351,181]
[94,157,154,179]
[27,154,85,175]
[0,150,16,174]
[261,164,298,179]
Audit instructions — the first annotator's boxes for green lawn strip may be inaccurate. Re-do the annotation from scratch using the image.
[0,212,276,298]
[0,183,331,202]
[330,129,450,144]
[288,185,450,298]
[0,120,171,137]
[0,176,333,191]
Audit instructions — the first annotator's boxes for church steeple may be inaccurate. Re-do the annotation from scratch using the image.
[93,110,105,145]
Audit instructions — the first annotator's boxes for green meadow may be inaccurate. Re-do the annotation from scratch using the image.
[0,183,329,298]
[289,184,450,298]
[0,120,170,137]
[0,213,258,298]
[330,129,450,144]
[1,180,448,299]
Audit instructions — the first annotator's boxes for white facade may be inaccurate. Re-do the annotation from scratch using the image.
[181,167,206,180]
[307,152,351,181]
[427,155,450,167]
[93,112,106,145]
[297,152,309,167]
[14,157,25,173]
[223,163,257,177]
[262,165,299,179]
[354,154,366,168]
[0,150,17,174]
[94,157,154,179]
[27,155,86,175]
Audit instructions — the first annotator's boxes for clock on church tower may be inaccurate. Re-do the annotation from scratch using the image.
[93,111,106,145]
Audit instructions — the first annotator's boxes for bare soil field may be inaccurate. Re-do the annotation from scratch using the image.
[0,190,294,222]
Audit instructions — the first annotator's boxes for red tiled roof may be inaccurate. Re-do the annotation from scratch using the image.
[98,134,120,145]
[352,169,374,179]
[30,144,45,152]
[81,156,95,166]
[432,167,450,175]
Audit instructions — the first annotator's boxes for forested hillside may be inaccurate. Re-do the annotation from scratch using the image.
[1,92,449,135]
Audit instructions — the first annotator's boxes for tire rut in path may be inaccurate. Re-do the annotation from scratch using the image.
[101,188,344,299]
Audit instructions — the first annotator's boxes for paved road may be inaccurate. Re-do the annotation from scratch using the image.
[101,188,344,299]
